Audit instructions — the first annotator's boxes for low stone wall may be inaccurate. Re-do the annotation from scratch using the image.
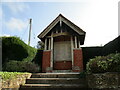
[1,73,31,89]
[87,72,120,89]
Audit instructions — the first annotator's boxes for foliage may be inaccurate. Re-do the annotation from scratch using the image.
[23,61,40,73]
[33,49,43,72]
[86,53,120,73]
[2,36,37,65]
[79,71,86,78]
[3,60,40,73]
[0,72,30,80]
[37,41,44,50]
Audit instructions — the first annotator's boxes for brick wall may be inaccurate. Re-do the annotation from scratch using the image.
[73,49,83,72]
[42,51,51,72]
[54,61,72,70]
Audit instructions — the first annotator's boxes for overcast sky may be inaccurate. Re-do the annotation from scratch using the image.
[1,0,119,48]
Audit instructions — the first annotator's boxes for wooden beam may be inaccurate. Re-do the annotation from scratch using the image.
[71,36,74,66]
[56,29,58,33]
[60,16,62,27]
[50,32,53,69]
[61,29,62,33]
[75,36,77,48]
[53,32,70,37]
[78,39,81,48]
[40,17,59,38]
[44,38,47,50]
[62,18,85,35]
[49,38,51,50]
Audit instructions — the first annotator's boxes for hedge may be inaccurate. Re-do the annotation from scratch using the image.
[2,36,37,70]
[86,53,120,73]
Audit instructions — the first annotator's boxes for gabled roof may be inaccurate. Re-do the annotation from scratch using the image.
[38,14,86,39]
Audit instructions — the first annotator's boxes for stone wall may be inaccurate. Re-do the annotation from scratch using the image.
[1,73,31,89]
[87,72,120,89]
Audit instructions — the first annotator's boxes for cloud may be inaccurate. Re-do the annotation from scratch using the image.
[5,2,29,14]
[5,17,28,31]
[2,34,11,37]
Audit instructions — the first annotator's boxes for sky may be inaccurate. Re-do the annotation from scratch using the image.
[1,0,120,48]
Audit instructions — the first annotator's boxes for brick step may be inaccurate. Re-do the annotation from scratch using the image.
[26,78,86,84]
[31,73,80,78]
[19,84,88,90]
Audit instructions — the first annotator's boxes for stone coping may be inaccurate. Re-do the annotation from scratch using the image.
[32,73,80,74]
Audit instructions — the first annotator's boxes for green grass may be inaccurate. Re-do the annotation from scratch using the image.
[0,72,30,80]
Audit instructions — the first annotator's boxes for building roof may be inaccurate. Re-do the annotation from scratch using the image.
[38,14,86,44]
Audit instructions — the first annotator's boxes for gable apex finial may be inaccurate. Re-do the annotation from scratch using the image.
[59,13,63,16]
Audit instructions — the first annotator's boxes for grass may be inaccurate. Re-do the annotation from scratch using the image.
[0,72,30,80]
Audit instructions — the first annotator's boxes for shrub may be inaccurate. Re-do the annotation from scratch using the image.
[86,53,120,73]
[2,36,37,65]
[79,71,86,78]
[3,60,40,73]
[3,60,24,72]
[23,61,40,73]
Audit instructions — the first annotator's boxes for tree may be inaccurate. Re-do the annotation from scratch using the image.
[37,41,44,49]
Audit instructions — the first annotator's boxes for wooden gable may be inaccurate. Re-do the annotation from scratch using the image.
[38,14,86,45]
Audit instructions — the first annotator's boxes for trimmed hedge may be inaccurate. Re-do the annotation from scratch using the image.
[2,36,37,65]
[3,60,40,72]
[2,36,38,72]
[86,53,120,73]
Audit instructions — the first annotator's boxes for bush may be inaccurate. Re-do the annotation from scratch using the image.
[2,36,37,65]
[3,60,40,73]
[23,61,40,73]
[86,53,120,73]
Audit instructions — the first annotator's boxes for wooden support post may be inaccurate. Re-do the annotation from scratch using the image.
[51,33,53,50]
[56,30,58,33]
[71,36,74,66]
[61,29,62,33]
[50,32,53,69]
[45,38,47,50]
[75,36,77,48]
[78,39,81,48]
[49,38,51,50]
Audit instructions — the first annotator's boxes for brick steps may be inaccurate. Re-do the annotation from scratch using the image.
[19,73,88,90]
